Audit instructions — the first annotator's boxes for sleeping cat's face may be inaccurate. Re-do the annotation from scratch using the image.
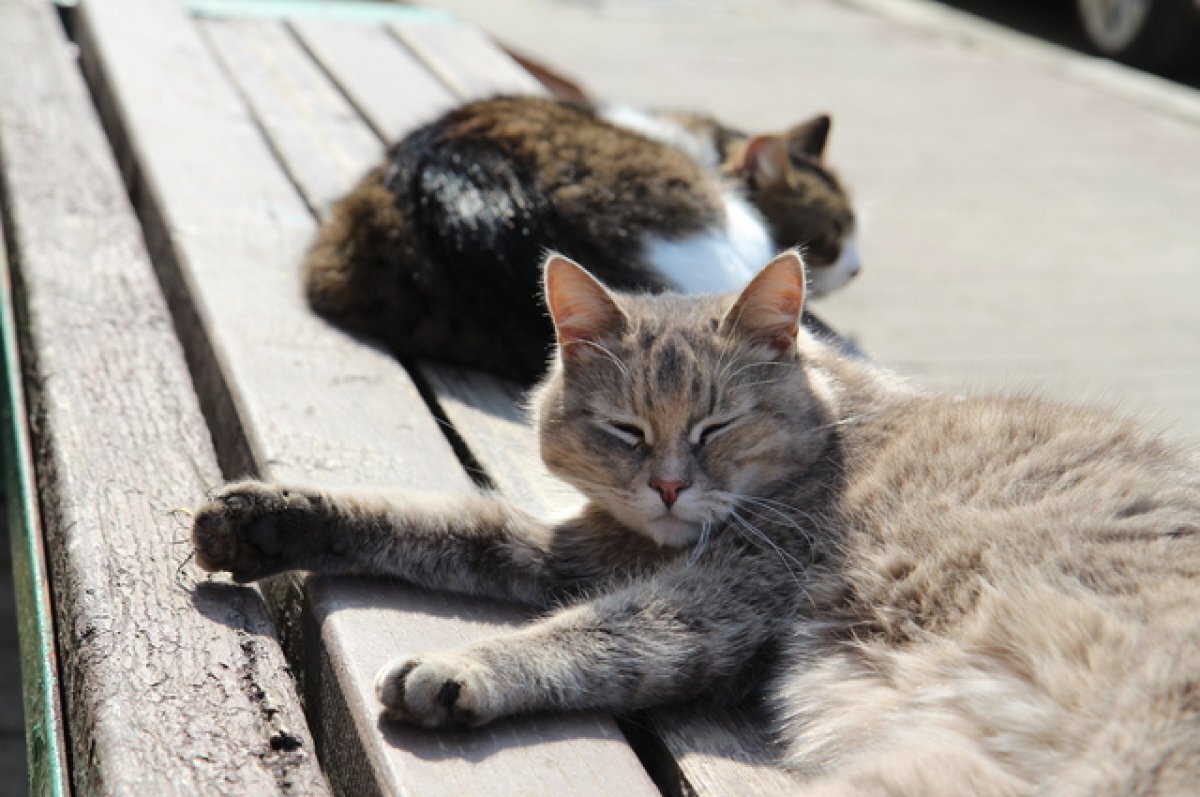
[535,251,836,547]
[734,116,860,298]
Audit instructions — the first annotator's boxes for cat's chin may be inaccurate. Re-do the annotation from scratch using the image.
[642,516,703,549]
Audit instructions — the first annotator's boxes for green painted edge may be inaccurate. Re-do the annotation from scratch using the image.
[183,0,456,24]
[0,237,70,795]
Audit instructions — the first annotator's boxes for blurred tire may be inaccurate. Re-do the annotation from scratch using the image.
[1076,0,1200,73]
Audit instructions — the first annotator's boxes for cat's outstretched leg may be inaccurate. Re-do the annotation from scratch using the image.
[194,482,786,726]
[374,557,782,727]
[191,480,657,606]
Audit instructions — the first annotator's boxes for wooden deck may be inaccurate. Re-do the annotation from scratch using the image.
[0,0,799,794]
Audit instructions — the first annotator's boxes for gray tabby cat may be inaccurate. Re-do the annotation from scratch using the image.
[193,251,1200,795]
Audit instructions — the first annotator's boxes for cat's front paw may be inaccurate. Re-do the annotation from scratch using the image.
[375,653,500,729]
[192,480,321,582]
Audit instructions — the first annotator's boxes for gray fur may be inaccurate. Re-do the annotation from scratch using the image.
[194,252,1200,794]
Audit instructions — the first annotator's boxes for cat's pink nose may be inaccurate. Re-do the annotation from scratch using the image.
[650,478,691,508]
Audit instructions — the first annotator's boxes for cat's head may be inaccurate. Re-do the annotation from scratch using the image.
[534,251,837,548]
[734,116,860,299]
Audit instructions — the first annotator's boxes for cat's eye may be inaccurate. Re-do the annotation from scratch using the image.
[692,418,735,447]
[600,420,648,448]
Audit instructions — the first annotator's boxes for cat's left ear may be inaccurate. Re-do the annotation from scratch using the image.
[786,114,831,161]
[722,250,807,353]
[742,135,790,190]
[543,253,627,363]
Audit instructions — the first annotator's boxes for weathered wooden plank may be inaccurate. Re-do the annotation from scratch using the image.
[0,1,327,794]
[288,17,459,140]
[337,19,801,796]
[200,19,381,218]
[74,2,658,795]
[642,705,798,796]
[499,45,591,102]
[414,368,587,518]
[389,18,546,99]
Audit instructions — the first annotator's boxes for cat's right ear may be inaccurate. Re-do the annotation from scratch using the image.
[722,250,807,353]
[786,114,832,161]
[543,254,627,363]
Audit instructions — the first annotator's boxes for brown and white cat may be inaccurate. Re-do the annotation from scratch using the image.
[304,95,859,381]
[193,252,1200,794]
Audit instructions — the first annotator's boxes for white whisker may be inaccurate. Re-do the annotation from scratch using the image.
[719,359,792,394]
[729,509,824,614]
[734,378,787,390]
[728,509,806,587]
[570,340,632,381]
[688,520,713,565]
[804,407,886,435]
[735,499,819,550]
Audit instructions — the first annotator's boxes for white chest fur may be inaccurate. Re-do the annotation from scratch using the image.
[598,104,721,169]
[598,103,862,297]
[599,104,776,294]
[807,228,861,299]
[642,193,776,294]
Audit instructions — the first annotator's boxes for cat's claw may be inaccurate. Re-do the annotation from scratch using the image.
[191,480,315,582]
[376,654,496,729]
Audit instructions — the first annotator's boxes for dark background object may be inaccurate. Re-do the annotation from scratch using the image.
[938,0,1200,77]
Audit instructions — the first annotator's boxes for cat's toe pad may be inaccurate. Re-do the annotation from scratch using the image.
[376,654,495,729]
[191,481,314,581]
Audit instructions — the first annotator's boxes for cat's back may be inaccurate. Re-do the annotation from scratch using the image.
[304,95,741,382]
[837,392,1200,624]
[777,390,1200,786]
[394,95,707,176]
[847,393,1195,510]
[384,95,724,277]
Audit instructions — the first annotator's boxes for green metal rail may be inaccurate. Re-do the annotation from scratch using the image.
[0,236,69,796]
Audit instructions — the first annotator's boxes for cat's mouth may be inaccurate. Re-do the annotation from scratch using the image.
[808,229,861,298]
[643,515,704,548]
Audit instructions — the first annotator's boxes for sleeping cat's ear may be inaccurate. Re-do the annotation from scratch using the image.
[543,254,627,362]
[786,114,831,161]
[722,250,807,352]
[742,135,791,190]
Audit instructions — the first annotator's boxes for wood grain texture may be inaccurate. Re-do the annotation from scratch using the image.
[199,19,383,218]
[316,19,801,796]
[74,3,658,795]
[389,18,546,99]
[289,17,459,141]
[0,1,327,794]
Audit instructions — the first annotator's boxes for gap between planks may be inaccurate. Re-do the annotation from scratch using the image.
[230,13,800,797]
[74,1,663,795]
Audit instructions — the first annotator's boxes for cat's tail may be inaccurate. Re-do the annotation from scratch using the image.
[303,165,548,382]
[303,164,421,345]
